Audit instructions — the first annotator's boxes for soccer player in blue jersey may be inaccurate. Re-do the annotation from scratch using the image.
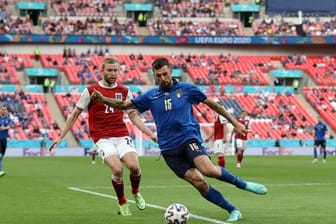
[0,106,13,177]
[312,115,328,163]
[91,57,267,222]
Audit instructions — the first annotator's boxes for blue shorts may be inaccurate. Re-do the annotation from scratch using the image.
[314,140,326,148]
[161,139,208,178]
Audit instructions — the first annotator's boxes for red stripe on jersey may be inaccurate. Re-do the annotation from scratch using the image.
[87,83,130,142]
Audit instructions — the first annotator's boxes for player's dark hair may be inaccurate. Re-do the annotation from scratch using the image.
[152,57,170,71]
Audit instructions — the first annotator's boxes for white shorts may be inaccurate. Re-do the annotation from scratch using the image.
[236,139,247,150]
[213,139,225,154]
[213,140,233,155]
[95,136,136,160]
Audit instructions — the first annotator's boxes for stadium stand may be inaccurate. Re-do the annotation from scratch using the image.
[304,87,336,131]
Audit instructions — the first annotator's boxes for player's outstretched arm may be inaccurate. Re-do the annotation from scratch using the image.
[203,98,249,136]
[49,107,83,152]
[91,89,135,110]
[128,110,158,143]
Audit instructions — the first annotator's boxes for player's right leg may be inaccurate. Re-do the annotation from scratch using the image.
[312,143,319,163]
[122,151,146,210]
[97,138,131,216]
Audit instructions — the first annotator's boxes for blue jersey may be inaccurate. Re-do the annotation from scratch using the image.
[132,81,207,151]
[0,116,13,139]
[314,122,327,141]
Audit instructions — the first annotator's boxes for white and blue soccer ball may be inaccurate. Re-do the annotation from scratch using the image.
[164,203,190,224]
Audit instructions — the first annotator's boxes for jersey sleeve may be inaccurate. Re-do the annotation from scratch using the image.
[131,90,151,113]
[76,88,91,109]
[219,114,228,124]
[188,83,207,104]
[125,89,136,114]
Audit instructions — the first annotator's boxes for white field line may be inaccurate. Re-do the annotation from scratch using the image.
[74,182,336,190]
[68,187,229,224]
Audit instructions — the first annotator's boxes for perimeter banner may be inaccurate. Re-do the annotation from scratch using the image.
[0,34,335,45]
[5,147,335,157]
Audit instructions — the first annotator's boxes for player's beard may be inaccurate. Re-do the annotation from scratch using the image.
[105,77,116,86]
[160,79,172,89]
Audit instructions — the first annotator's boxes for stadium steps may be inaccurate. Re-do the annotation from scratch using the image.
[17,71,28,85]
[44,93,78,147]
[141,72,154,85]
[138,27,150,36]
[271,60,285,69]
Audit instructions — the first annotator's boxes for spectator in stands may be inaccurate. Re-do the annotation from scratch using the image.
[0,105,13,177]
[49,56,157,216]
[293,79,299,93]
[312,116,328,163]
[91,57,267,222]
[43,78,50,93]
[34,46,40,61]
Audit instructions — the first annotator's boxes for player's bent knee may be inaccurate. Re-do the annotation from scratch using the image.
[199,167,218,177]
[128,166,141,175]
[194,181,209,194]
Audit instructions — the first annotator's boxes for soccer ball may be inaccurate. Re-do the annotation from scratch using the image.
[164,203,190,224]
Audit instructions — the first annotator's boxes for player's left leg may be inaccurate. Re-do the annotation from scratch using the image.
[217,154,226,168]
[194,155,267,195]
[121,135,146,211]
[235,140,245,168]
[91,150,96,164]
[236,148,243,168]
[214,140,225,168]
[184,168,242,221]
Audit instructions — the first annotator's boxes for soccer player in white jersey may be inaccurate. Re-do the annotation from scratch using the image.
[49,56,157,216]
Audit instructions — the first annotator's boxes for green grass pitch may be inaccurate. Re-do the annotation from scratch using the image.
[0,155,335,224]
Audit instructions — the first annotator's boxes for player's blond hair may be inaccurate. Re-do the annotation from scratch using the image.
[102,56,119,69]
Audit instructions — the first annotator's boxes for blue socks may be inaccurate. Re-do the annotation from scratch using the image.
[203,185,235,213]
[0,153,2,171]
[323,149,327,160]
[217,167,247,189]
[314,150,317,159]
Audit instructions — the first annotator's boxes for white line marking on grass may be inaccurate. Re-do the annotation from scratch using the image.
[68,187,229,224]
[74,182,336,190]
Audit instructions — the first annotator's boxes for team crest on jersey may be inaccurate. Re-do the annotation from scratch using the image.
[176,90,182,98]
[115,93,122,100]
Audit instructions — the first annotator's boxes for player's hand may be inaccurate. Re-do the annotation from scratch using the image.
[150,133,158,143]
[49,138,62,152]
[91,89,104,102]
[234,122,251,136]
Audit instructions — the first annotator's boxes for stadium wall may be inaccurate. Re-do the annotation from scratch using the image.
[2,44,336,56]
